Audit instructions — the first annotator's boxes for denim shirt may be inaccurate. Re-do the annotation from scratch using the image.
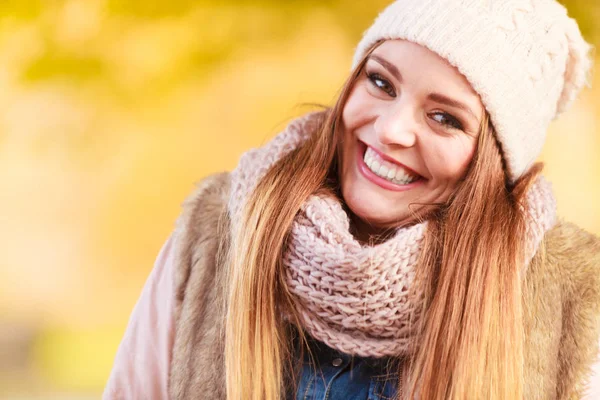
[292,335,401,400]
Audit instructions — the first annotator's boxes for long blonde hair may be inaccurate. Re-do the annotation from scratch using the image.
[224,41,542,400]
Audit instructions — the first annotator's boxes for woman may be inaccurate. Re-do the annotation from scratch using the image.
[104,0,600,399]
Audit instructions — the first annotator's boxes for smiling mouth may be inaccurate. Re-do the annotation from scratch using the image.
[356,141,424,189]
[363,146,420,185]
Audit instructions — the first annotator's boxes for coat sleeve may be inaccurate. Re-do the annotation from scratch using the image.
[577,239,600,400]
[102,234,176,400]
[554,223,600,399]
[585,341,600,399]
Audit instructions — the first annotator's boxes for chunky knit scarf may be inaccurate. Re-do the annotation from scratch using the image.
[227,111,557,358]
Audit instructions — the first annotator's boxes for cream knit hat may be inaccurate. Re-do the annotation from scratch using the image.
[352,0,594,182]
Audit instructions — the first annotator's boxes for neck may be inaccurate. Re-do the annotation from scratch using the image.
[345,205,396,245]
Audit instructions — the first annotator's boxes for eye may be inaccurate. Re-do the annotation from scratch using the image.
[429,112,464,131]
[366,71,396,97]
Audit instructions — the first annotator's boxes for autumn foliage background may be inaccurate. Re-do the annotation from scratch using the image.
[0,1,598,398]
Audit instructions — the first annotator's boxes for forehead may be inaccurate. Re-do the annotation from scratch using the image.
[371,39,482,102]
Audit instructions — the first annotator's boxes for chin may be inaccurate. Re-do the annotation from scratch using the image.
[341,180,413,230]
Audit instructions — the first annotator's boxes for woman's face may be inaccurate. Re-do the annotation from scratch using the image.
[339,39,485,233]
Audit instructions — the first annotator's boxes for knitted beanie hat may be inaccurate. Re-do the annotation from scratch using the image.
[352,0,594,183]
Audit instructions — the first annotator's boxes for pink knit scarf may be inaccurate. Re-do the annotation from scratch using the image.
[228,111,557,358]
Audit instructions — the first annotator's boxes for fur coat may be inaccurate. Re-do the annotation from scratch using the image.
[168,172,600,399]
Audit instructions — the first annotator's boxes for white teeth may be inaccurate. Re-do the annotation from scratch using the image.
[363,146,418,185]
[371,160,381,173]
[395,169,408,182]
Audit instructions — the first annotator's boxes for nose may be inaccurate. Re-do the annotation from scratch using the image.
[373,102,418,148]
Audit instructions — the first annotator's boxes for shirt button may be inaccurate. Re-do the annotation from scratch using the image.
[332,358,343,367]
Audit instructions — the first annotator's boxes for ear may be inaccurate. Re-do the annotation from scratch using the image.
[555,17,594,116]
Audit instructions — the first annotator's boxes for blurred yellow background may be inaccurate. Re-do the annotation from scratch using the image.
[0,1,598,398]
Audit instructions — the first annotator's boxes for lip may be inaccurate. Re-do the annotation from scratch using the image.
[356,141,426,192]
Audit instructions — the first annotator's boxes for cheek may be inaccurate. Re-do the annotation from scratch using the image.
[341,85,372,130]
[428,137,477,182]
[339,89,366,169]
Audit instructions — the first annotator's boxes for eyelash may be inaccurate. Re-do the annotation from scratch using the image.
[367,71,395,97]
[429,112,464,131]
[365,70,465,132]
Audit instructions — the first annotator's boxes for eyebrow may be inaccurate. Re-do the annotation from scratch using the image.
[427,93,479,122]
[369,54,403,83]
[368,54,479,122]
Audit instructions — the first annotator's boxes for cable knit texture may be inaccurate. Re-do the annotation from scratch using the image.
[351,0,593,183]
[228,112,558,358]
